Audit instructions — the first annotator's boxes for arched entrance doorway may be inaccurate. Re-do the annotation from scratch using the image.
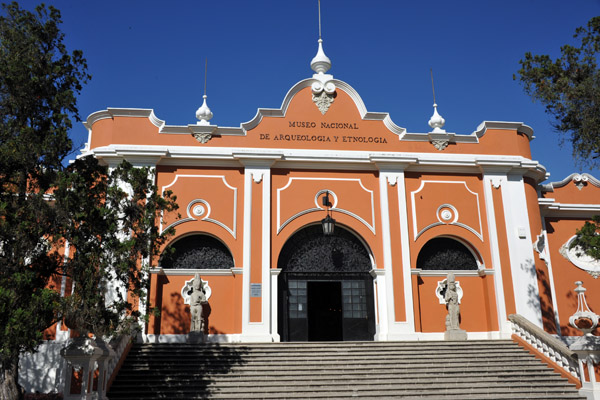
[277,225,376,341]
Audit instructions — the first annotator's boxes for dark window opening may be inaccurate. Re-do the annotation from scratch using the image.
[161,234,233,269]
[416,237,478,270]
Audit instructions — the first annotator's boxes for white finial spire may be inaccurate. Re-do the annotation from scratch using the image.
[428,69,446,133]
[311,0,331,74]
[196,59,213,125]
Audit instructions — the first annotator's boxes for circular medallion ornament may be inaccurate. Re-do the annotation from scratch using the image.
[441,210,452,221]
[436,204,458,224]
[192,205,205,217]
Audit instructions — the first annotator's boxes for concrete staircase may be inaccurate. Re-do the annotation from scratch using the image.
[107,340,584,399]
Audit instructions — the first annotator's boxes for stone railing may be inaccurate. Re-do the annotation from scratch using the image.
[107,334,132,382]
[61,334,132,399]
[509,314,579,379]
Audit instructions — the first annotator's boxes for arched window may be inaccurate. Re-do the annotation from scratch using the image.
[416,237,478,271]
[160,234,234,269]
[278,225,371,273]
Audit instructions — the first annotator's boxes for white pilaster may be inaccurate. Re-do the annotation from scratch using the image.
[482,172,511,336]
[375,162,416,339]
[240,161,275,342]
[501,174,543,327]
[377,174,393,340]
[395,169,416,336]
[270,268,282,342]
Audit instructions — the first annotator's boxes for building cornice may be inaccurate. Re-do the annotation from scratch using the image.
[472,121,534,141]
[540,172,600,192]
[539,198,600,217]
[87,144,547,178]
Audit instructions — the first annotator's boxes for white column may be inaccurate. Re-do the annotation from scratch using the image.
[370,268,387,341]
[270,268,282,342]
[377,174,392,340]
[376,164,415,339]
[395,169,416,336]
[540,217,561,330]
[482,172,511,336]
[241,162,273,342]
[501,174,543,327]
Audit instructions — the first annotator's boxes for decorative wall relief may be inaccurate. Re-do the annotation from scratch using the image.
[277,177,375,234]
[311,80,335,115]
[193,132,212,144]
[435,277,464,304]
[160,175,238,237]
[560,236,600,279]
[411,181,483,241]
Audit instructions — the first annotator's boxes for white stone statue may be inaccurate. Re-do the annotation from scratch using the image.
[444,272,467,340]
[190,273,208,333]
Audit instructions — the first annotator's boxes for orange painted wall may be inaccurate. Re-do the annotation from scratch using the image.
[413,275,498,332]
[405,173,492,269]
[147,273,241,335]
[542,177,599,204]
[155,165,244,266]
[405,172,500,332]
[89,87,533,159]
[271,169,382,270]
[544,217,600,337]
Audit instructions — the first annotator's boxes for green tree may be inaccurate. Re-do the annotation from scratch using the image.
[515,16,600,169]
[570,215,600,261]
[54,156,177,339]
[0,3,178,399]
[0,2,89,398]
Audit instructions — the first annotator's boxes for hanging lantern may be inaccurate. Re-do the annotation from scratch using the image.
[321,214,336,236]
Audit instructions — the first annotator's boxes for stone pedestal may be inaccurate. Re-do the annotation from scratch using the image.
[444,328,467,341]
[95,339,116,400]
[570,336,600,400]
[188,331,206,344]
[61,337,103,400]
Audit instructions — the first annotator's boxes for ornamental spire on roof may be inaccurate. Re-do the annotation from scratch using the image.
[428,69,446,133]
[196,59,213,125]
[310,0,331,74]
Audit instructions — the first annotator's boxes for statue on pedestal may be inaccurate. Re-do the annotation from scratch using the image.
[189,273,208,341]
[444,272,467,340]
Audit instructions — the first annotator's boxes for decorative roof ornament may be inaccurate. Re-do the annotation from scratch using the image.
[428,70,452,151]
[429,104,446,134]
[196,59,213,126]
[310,0,335,115]
[428,70,446,134]
[310,0,331,75]
[569,281,599,335]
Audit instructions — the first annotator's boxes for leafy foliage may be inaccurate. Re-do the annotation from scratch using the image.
[515,17,600,168]
[0,3,178,397]
[0,2,89,389]
[54,156,178,337]
[570,215,600,261]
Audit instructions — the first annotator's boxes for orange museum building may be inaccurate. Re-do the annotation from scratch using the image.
[72,47,600,345]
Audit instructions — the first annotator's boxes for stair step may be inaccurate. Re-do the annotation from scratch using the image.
[108,340,584,400]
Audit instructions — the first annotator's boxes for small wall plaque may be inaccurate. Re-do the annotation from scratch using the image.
[250,283,262,297]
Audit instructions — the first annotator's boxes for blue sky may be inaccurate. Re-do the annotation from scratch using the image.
[14,0,600,182]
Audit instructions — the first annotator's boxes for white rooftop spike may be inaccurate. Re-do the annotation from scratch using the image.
[310,0,331,74]
[196,59,213,125]
[428,69,446,133]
